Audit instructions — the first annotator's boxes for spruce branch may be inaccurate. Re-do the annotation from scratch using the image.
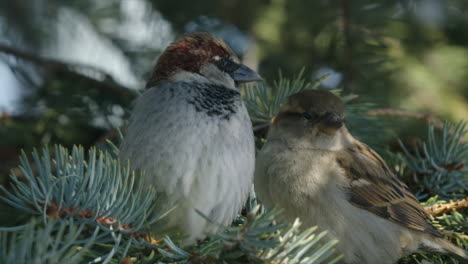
[0,145,166,245]
[394,121,467,199]
[156,207,341,264]
[0,219,99,264]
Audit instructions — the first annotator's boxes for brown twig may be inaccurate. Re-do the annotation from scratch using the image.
[120,257,134,264]
[365,108,445,131]
[424,198,468,217]
[44,200,161,245]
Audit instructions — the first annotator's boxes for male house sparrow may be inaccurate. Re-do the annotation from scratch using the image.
[255,89,468,263]
[119,32,261,242]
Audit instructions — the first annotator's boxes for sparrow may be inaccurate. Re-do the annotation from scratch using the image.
[119,32,261,242]
[254,89,468,263]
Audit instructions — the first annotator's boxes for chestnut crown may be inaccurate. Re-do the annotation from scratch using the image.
[146,32,261,88]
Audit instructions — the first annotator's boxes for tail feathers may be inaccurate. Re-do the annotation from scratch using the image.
[425,238,468,264]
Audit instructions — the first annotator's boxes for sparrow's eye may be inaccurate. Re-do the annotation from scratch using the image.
[283,111,318,122]
[215,56,240,73]
[302,112,318,122]
[283,112,304,118]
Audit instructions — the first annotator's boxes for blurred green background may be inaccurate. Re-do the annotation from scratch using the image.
[0,0,467,184]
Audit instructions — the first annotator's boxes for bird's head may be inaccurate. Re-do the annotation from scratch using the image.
[146,32,262,89]
[270,89,348,149]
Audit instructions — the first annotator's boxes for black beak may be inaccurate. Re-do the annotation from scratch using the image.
[229,64,263,83]
[322,113,344,130]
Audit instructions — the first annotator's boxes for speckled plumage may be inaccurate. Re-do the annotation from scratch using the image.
[185,82,240,120]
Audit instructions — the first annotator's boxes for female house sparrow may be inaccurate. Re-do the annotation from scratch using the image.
[119,32,261,242]
[255,89,468,263]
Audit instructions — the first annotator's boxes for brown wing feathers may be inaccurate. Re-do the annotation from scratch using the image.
[336,142,443,237]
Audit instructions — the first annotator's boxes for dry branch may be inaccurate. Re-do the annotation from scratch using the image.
[366,108,445,131]
[424,198,468,217]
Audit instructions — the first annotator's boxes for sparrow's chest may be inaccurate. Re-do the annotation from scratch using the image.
[157,82,253,159]
[256,143,346,209]
[121,81,255,199]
